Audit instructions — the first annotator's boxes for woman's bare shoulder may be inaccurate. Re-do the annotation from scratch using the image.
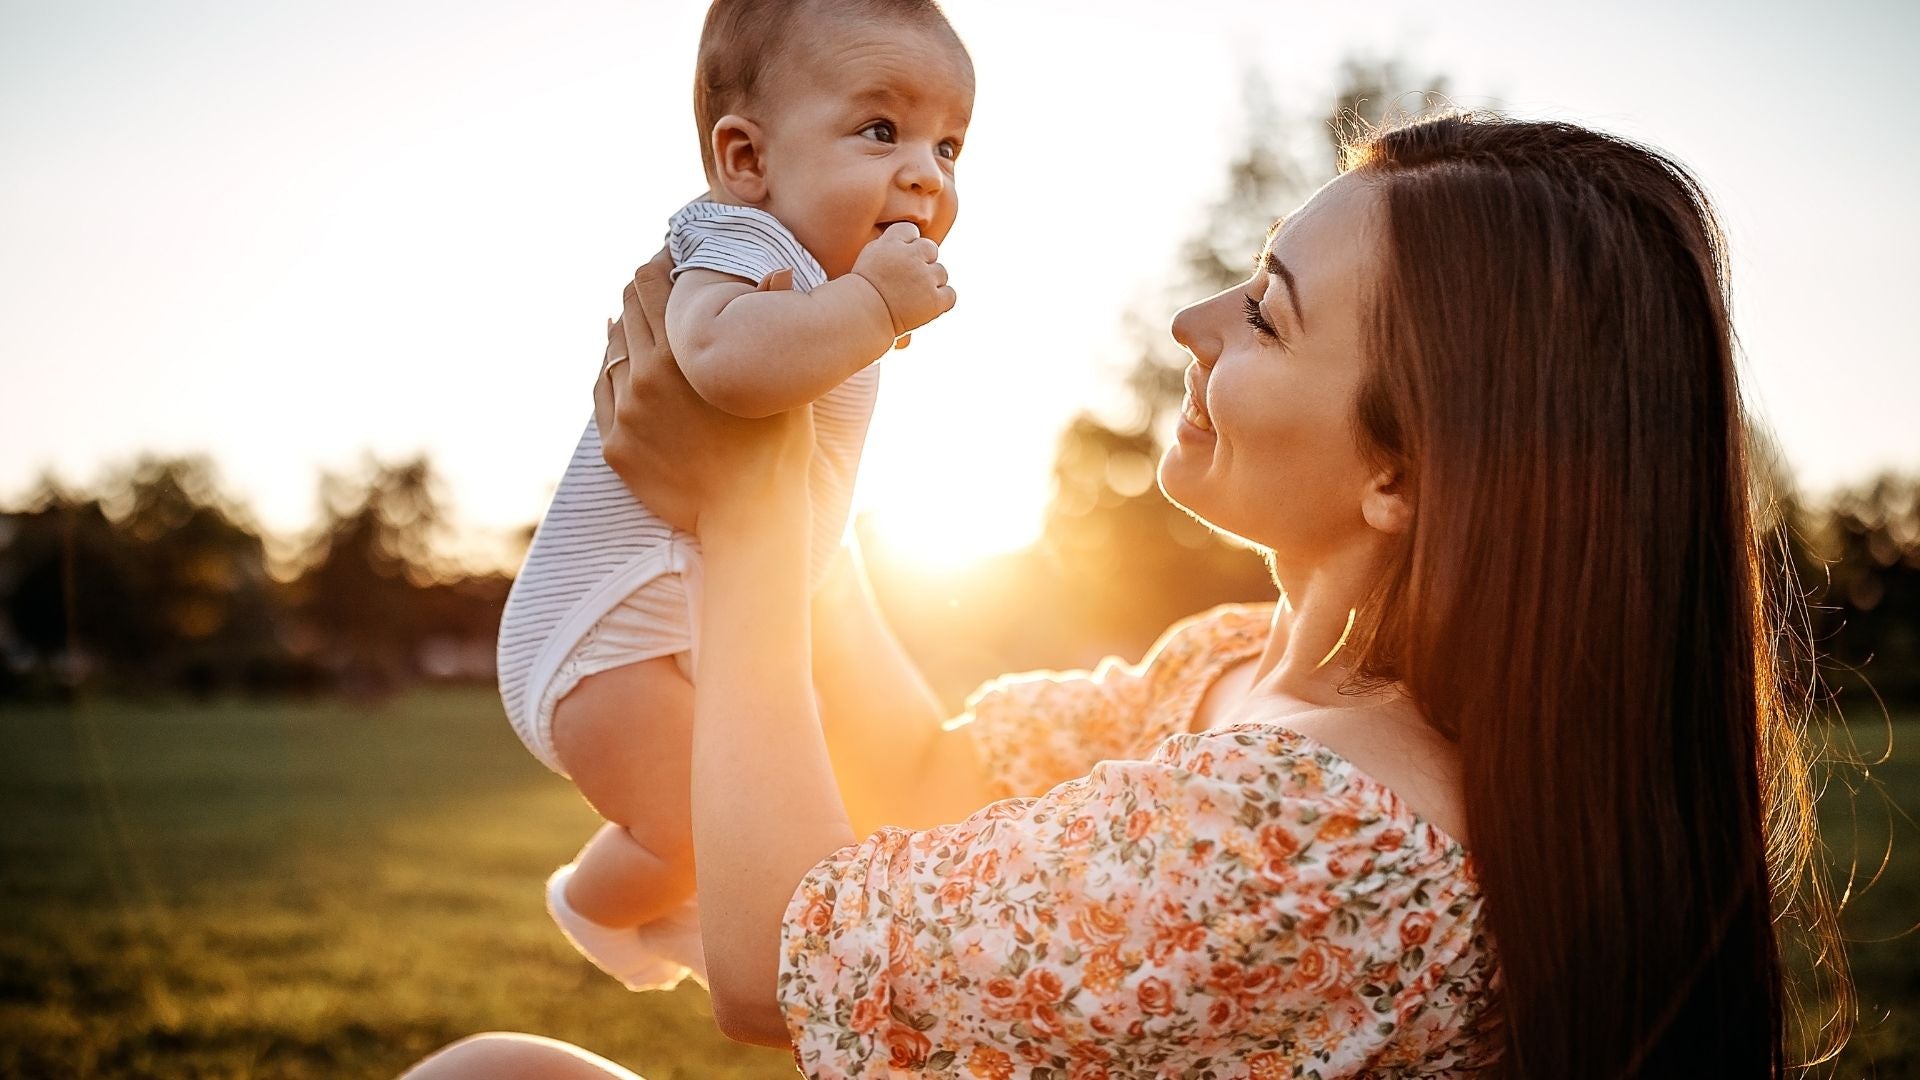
[1259,702,1469,850]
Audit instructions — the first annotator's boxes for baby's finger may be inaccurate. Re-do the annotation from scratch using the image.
[911,236,939,263]
[883,221,922,244]
[936,284,957,314]
[756,267,795,292]
[932,262,949,288]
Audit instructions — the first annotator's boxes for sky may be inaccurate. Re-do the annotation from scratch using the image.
[4,0,1917,572]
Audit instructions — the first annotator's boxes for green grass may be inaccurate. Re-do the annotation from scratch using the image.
[1813,707,1920,1076]
[0,689,795,1079]
[0,689,1914,1077]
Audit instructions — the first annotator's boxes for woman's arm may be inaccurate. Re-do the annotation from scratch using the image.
[598,255,859,1044]
[809,543,997,835]
[692,492,853,1043]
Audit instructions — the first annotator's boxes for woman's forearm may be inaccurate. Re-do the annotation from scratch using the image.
[811,545,997,833]
[692,513,856,1043]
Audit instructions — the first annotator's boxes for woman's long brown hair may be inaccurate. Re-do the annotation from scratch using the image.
[1339,114,1849,1075]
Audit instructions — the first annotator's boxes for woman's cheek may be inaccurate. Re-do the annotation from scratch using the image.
[1219,362,1318,463]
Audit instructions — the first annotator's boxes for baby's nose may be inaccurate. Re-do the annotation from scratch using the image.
[897,147,944,194]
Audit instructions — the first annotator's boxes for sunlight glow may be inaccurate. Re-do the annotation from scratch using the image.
[858,487,1046,573]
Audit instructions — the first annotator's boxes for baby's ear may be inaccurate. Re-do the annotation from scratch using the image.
[712,115,769,203]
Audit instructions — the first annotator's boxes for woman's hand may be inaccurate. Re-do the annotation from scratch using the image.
[596,249,815,542]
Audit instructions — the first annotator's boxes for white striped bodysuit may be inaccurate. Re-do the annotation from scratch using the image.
[497,200,879,775]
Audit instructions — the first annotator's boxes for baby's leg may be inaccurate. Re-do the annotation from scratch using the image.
[552,655,697,929]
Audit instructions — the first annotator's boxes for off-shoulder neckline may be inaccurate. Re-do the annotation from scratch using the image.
[1168,607,1474,870]
[1186,719,1474,870]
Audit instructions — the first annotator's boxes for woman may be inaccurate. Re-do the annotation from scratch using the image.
[406,113,1845,1077]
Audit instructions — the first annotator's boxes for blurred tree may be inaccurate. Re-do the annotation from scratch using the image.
[109,457,283,691]
[1120,60,1452,438]
[0,485,147,691]
[0,458,283,694]
[1808,474,1920,702]
[288,455,455,693]
[0,452,510,697]
[1034,61,1452,661]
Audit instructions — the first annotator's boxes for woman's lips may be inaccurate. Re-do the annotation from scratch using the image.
[1179,364,1214,435]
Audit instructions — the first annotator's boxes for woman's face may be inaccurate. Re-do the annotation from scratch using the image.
[1158,172,1390,565]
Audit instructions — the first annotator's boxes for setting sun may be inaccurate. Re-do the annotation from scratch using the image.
[853,445,1054,571]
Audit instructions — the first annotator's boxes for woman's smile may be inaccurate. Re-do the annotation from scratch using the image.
[1178,362,1215,439]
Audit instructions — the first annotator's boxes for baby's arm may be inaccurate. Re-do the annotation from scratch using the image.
[666,270,892,418]
[665,224,955,418]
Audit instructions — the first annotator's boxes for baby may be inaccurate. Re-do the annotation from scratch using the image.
[496,0,973,991]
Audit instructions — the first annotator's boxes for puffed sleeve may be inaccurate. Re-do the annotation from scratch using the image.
[776,725,1494,1078]
[960,604,1271,798]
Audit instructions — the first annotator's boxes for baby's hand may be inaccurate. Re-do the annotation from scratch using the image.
[852,223,956,341]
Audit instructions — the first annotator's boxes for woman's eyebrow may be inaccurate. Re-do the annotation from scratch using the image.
[1260,248,1305,328]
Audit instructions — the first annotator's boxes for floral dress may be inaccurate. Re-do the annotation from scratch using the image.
[778,605,1503,1078]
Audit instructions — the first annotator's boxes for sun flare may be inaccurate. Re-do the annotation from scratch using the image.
[858,499,1039,573]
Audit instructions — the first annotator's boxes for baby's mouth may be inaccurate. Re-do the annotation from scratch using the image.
[874,218,927,238]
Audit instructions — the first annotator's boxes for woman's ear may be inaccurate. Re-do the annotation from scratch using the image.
[712,115,769,204]
[1361,467,1413,536]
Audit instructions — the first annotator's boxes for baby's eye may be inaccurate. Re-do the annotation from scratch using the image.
[861,121,897,144]
[937,140,960,161]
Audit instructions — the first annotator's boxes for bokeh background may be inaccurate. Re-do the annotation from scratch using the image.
[3,0,1917,1075]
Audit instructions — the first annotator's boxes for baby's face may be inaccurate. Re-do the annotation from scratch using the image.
[753,24,973,278]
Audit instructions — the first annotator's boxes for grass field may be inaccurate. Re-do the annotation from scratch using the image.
[0,688,1914,1078]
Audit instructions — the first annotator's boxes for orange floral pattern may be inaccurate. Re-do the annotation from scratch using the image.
[779,605,1502,1077]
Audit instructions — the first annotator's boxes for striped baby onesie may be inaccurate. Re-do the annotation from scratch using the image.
[497,200,880,775]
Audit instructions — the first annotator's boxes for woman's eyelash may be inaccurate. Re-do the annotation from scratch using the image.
[1243,295,1281,340]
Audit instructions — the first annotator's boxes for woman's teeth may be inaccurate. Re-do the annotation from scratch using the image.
[1182,394,1213,432]
[1181,364,1213,432]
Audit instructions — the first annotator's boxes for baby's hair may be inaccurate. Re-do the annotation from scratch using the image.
[692,0,968,181]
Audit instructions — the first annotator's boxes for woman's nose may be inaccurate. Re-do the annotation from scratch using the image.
[1170,293,1219,367]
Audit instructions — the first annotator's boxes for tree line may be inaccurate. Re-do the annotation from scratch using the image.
[2,439,1913,709]
[0,455,509,698]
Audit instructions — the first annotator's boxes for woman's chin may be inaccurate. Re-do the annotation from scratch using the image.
[1156,448,1207,516]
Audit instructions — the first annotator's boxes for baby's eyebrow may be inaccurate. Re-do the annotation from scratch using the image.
[1260,247,1305,328]
[851,83,917,111]
[848,82,970,131]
